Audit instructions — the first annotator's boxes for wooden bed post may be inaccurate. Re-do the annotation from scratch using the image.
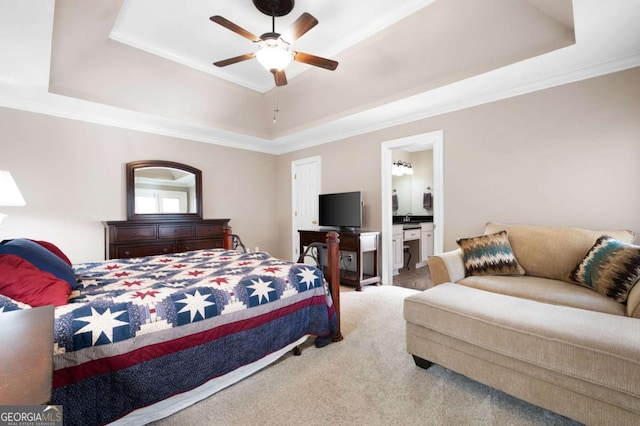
[223,226,233,250]
[326,231,343,342]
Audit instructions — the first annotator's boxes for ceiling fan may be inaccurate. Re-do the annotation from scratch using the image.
[210,0,338,87]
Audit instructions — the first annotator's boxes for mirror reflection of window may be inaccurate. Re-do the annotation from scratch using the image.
[161,197,181,213]
[135,195,158,214]
[134,167,194,214]
[135,189,187,214]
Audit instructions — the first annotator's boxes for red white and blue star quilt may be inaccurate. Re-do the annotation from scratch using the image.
[1,249,336,425]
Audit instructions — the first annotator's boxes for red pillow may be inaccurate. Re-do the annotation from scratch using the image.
[0,254,71,307]
[31,240,72,266]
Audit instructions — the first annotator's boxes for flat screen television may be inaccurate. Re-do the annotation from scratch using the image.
[318,191,362,230]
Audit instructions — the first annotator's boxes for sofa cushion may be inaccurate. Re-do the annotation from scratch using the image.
[568,236,640,303]
[458,275,625,316]
[484,223,635,282]
[404,283,640,408]
[456,230,525,277]
[627,282,640,318]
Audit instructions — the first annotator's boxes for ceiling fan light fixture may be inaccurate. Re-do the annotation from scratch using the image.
[255,38,293,71]
[211,8,336,86]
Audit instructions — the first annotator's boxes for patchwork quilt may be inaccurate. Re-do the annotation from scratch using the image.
[0,249,336,425]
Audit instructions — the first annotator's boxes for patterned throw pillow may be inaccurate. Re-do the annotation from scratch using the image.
[568,236,640,303]
[457,230,525,277]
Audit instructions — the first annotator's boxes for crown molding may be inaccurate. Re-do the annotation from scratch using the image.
[0,87,274,153]
[269,52,640,154]
[108,30,273,93]
[1,52,639,156]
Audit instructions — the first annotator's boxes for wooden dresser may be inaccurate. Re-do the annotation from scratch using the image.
[105,218,230,259]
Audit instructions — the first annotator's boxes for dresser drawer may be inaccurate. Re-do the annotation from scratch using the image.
[114,243,174,258]
[195,223,224,237]
[158,224,194,239]
[404,229,420,241]
[114,225,156,242]
[105,219,230,260]
[178,238,223,252]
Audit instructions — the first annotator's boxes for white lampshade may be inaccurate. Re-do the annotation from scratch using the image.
[255,39,293,72]
[0,170,26,206]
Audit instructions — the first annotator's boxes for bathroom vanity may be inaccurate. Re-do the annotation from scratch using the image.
[392,216,434,275]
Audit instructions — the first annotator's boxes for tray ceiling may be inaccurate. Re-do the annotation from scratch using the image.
[111,0,437,93]
[1,1,639,154]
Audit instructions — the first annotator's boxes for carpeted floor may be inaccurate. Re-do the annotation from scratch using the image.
[151,285,580,426]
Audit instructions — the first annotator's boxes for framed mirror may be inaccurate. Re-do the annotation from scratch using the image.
[126,160,203,221]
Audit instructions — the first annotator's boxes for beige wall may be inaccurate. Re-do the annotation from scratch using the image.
[0,109,278,263]
[1,67,638,264]
[277,67,640,256]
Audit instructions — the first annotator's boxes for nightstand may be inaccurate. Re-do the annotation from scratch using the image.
[0,305,54,404]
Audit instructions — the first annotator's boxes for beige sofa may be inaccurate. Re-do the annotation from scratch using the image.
[404,223,640,425]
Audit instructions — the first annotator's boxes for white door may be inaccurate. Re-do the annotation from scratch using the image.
[291,156,321,261]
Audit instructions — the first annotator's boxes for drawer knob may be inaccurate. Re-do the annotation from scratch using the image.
[163,248,169,253]
[124,250,131,256]
[185,246,190,250]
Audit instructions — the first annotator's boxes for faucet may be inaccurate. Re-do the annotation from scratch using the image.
[405,213,412,222]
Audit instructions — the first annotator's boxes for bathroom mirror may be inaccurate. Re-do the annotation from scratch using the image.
[126,160,202,221]
[392,175,412,215]
[392,150,434,216]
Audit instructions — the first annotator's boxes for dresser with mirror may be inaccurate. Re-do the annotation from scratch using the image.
[105,160,229,259]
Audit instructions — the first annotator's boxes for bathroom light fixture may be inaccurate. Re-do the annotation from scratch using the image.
[392,161,413,176]
[0,170,26,229]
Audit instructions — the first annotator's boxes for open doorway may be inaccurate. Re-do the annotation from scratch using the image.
[381,130,444,287]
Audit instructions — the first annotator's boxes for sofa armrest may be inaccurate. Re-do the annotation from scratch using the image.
[626,283,640,318]
[428,249,465,285]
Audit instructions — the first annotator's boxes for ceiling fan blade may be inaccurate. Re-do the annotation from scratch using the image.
[281,12,318,43]
[213,53,255,67]
[210,15,260,42]
[272,69,288,86]
[294,52,338,71]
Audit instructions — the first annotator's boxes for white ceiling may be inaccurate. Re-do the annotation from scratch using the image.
[0,1,639,155]
[111,0,437,93]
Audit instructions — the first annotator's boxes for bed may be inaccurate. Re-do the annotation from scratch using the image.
[0,228,341,425]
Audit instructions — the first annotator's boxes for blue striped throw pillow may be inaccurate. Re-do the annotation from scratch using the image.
[568,236,640,303]
[457,230,525,277]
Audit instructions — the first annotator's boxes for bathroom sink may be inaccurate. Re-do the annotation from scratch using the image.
[403,224,420,229]
[393,215,434,225]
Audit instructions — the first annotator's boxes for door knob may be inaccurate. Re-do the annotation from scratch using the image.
[312,220,317,225]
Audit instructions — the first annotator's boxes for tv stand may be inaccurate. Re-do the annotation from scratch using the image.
[299,229,380,291]
[338,226,358,233]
